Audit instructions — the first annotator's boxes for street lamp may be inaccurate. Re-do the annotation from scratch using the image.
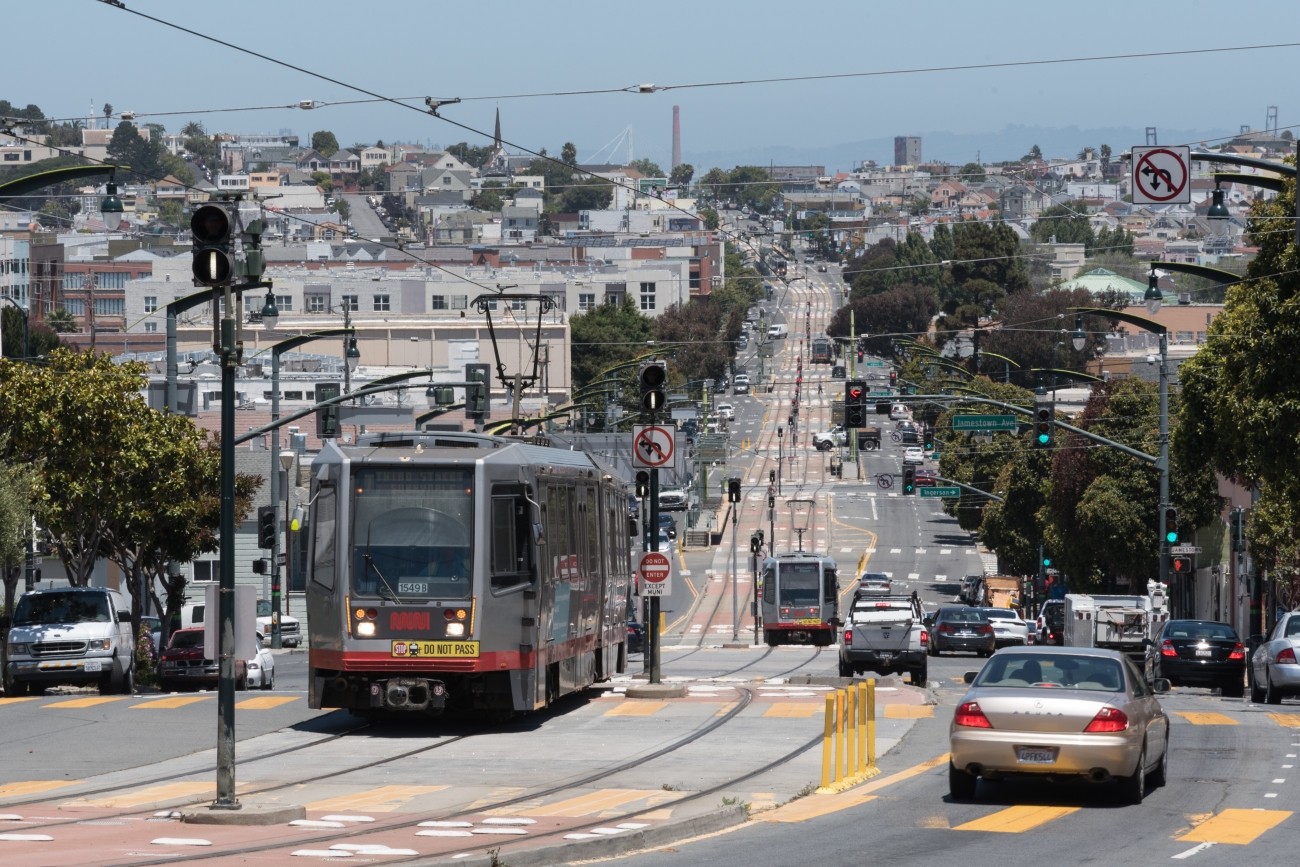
[99,180,124,231]
[1206,184,1232,249]
[259,289,279,331]
[1144,268,1163,316]
[1071,315,1087,352]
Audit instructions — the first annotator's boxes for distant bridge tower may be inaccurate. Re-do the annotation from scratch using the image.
[1145,127,1158,146]
[1266,105,1279,137]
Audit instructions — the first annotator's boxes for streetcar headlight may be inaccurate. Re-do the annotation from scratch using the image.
[356,622,376,637]
[445,622,465,638]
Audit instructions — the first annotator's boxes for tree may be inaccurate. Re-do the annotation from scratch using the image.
[1030,202,1093,247]
[102,103,113,126]
[311,171,334,194]
[470,185,505,212]
[44,308,76,333]
[560,142,578,167]
[669,163,694,186]
[180,121,205,139]
[959,162,986,184]
[555,178,613,212]
[311,130,340,158]
[569,299,654,394]
[1023,144,1043,162]
[827,283,938,357]
[0,443,38,651]
[446,142,493,168]
[629,158,664,178]
[978,287,1102,380]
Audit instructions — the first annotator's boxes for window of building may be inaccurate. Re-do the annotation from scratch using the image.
[275,295,292,313]
[341,295,358,312]
[578,293,596,311]
[373,294,390,312]
[144,321,157,333]
[143,296,158,313]
[431,295,447,310]
[450,295,468,310]
[639,281,656,311]
[306,294,328,313]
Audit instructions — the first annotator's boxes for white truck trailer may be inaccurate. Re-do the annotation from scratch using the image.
[1063,582,1168,662]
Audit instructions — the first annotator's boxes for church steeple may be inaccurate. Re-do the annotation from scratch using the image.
[493,108,501,149]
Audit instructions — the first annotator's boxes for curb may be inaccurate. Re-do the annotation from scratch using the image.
[408,805,747,867]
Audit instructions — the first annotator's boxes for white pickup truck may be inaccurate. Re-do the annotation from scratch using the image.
[813,425,848,451]
[838,592,928,685]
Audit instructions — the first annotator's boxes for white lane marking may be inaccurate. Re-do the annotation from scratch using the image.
[915,548,927,554]
[1265,793,1278,798]
[908,573,920,582]
[890,548,902,554]
[1172,842,1215,860]
[940,549,952,555]
[871,497,878,520]
[935,575,947,582]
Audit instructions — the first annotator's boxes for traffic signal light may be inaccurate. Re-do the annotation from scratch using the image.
[844,379,866,428]
[1164,508,1179,544]
[1033,395,1053,448]
[639,361,667,414]
[257,505,276,549]
[1171,555,1191,575]
[923,425,934,451]
[889,370,897,386]
[902,466,915,495]
[238,210,267,281]
[635,471,650,498]
[315,381,341,438]
[769,469,776,485]
[857,349,864,363]
[465,363,490,420]
[750,533,762,554]
[190,203,235,287]
[728,478,741,503]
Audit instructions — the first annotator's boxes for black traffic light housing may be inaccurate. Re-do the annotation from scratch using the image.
[1033,394,1054,449]
[465,363,490,420]
[190,203,235,287]
[889,370,897,386]
[1171,555,1191,575]
[844,379,867,428]
[257,505,276,549]
[639,361,667,414]
[1164,508,1179,544]
[902,465,916,495]
[315,381,341,438]
[635,471,650,499]
[728,478,741,503]
[923,425,935,451]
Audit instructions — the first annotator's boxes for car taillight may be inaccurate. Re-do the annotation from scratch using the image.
[920,629,928,646]
[1160,639,1178,658]
[1084,706,1129,733]
[954,701,991,728]
[978,624,993,635]
[1228,643,1245,661]
[844,629,853,643]
[938,623,955,634]
[1278,647,1298,665]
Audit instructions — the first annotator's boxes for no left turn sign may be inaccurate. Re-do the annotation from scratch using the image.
[1132,145,1190,204]
[632,425,676,469]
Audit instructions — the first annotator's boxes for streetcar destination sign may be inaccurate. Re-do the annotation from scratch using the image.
[920,486,960,498]
[952,414,1018,432]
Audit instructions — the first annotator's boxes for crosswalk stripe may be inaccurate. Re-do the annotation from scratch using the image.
[1176,712,1237,726]
[0,781,73,798]
[883,705,933,719]
[237,695,300,710]
[133,696,210,710]
[307,785,447,813]
[606,700,667,716]
[0,697,40,706]
[1178,808,1292,844]
[954,804,1079,833]
[66,781,211,808]
[764,702,822,719]
[44,696,129,709]
[1268,713,1300,728]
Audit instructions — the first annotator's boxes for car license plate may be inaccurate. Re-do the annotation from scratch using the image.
[83,660,102,672]
[957,631,975,637]
[1195,649,1212,657]
[1017,747,1058,764]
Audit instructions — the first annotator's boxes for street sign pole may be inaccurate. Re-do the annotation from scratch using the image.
[647,466,660,683]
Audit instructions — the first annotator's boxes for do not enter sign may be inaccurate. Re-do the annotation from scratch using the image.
[637,550,673,596]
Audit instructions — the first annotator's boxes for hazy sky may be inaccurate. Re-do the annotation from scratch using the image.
[14,0,1300,171]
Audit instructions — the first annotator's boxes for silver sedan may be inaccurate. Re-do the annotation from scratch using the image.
[948,646,1170,804]
[1249,610,1300,704]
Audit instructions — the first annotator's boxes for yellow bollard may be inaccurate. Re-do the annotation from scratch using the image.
[866,677,877,769]
[659,611,666,635]
[845,685,857,781]
[856,680,868,775]
[820,693,835,789]
[835,689,846,782]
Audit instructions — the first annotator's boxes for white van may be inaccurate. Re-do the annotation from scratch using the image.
[5,587,136,695]
[767,323,788,340]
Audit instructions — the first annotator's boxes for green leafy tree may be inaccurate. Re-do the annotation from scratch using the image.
[44,308,76,333]
[629,158,664,178]
[959,162,986,184]
[827,283,938,357]
[1030,202,1093,247]
[471,184,505,212]
[977,287,1101,379]
[569,299,654,394]
[699,206,719,230]
[446,142,494,168]
[555,178,613,212]
[311,130,340,158]
[0,444,38,650]
[669,163,694,186]
[311,171,334,194]
[929,223,954,262]
[560,142,577,166]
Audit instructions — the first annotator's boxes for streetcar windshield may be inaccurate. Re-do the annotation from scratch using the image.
[777,561,822,606]
[350,467,474,600]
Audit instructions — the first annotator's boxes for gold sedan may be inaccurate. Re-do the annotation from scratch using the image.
[948,646,1170,804]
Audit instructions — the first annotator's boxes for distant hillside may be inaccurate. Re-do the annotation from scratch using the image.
[682,124,1238,174]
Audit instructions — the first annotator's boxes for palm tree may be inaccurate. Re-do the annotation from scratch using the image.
[181,121,205,139]
[102,103,113,129]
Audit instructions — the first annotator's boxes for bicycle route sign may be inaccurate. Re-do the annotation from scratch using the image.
[1132,145,1190,205]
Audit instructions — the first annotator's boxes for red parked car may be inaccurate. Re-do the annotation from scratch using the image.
[158,627,246,691]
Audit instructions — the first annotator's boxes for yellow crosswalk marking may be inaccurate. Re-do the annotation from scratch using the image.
[44,696,129,709]
[0,781,74,798]
[132,696,210,710]
[1268,713,1300,728]
[0,697,40,706]
[237,696,299,710]
[764,701,821,718]
[606,700,667,716]
[1178,808,1292,844]
[1175,712,1238,726]
[884,705,933,719]
[497,788,675,818]
[66,782,211,808]
[307,785,447,813]
[954,805,1079,833]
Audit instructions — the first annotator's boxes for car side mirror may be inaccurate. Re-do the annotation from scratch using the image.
[117,609,132,623]
[1142,637,1154,648]
[1152,677,1171,694]
[963,671,977,684]
[923,615,934,627]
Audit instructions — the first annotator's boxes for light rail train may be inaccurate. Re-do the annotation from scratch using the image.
[305,431,633,716]
[759,552,841,646]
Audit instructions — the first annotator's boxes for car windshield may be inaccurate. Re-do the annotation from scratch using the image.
[939,609,986,623]
[974,653,1125,691]
[169,630,204,649]
[1164,621,1237,641]
[984,610,1018,621]
[13,592,111,626]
